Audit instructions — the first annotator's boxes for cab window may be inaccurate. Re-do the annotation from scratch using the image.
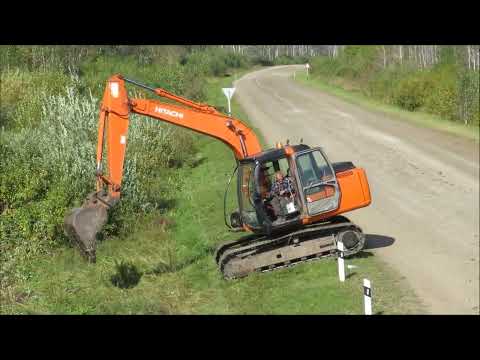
[296,150,334,188]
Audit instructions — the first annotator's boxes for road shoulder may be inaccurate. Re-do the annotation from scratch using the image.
[294,71,479,143]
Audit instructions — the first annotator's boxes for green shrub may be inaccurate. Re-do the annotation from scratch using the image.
[224,52,249,69]
[421,65,458,120]
[337,46,380,80]
[79,54,205,100]
[0,85,196,286]
[393,73,434,111]
[309,53,376,81]
[310,56,339,79]
[0,69,74,130]
[272,55,309,65]
[181,47,250,77]
[251,56,274,67]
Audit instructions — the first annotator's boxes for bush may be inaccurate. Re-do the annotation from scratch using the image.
[224,52,249,69]
[393,74,434,111]
[310,56,340,78]
[79,54,205,100]
[181,47,250,77]
[0,84,196,286]
[273,55,309,65]
[0,69,75,130]
[250,55,310,67]
[251,56,274,67]
[421,64,458,120]
[336,46,380,80]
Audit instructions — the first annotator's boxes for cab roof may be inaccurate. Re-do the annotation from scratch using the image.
[241,144,310,164]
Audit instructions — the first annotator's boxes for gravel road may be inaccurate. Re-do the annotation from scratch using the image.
[234,65,479,314]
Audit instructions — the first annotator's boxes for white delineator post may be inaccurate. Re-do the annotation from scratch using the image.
[363,279,373,315]
[306,63,310,78]
[337,241,345,282]
[222,87,236,117]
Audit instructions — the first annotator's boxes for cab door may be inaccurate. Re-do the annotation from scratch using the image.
[293,147,341,216]
[237,161,262,230]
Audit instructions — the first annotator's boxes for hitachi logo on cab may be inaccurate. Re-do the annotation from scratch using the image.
[154,106,184,119]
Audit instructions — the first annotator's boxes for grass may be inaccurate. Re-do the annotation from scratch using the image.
[295,71,479,143]
[0,72,423,315]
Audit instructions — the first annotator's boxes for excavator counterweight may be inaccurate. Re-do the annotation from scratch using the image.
[64,74,371,278]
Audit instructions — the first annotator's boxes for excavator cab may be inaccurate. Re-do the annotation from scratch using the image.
[222,143,371,278]
[234,144,342,236]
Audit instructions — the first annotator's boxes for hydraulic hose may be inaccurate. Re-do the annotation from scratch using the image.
[224,163,239,229]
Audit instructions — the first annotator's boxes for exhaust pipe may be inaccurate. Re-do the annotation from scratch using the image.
[64,191,115,263]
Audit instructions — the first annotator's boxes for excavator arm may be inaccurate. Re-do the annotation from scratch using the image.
[65,74,262,262]
[97,74,261,199]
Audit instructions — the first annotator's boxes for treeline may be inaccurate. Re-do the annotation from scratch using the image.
[219,45,317,64]
[323,45,480,71]
[0,45,253,130]
[309,45,479,126]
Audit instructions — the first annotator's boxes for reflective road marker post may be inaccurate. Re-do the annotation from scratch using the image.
[363,279,372,315]
[337,241,345,282]
[222,87,236,117]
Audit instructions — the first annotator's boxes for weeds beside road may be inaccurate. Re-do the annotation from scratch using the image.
[296,71,479,142]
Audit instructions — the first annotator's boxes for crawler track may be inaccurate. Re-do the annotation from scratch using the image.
[215,216,365,279]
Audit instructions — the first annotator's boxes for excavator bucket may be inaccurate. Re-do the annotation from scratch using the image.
[64,192,110,263]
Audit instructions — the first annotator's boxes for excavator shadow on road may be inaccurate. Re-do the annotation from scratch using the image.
[348,234,395,259]
[364,234,395,250]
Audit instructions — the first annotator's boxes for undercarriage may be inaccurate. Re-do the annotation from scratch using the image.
[215,216,365,279]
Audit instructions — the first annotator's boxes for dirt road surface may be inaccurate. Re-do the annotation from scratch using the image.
[234,65,479,314]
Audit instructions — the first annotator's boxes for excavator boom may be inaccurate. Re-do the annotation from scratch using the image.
[65,74,262,261]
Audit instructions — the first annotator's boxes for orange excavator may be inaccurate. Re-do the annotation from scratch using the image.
[64,74,372,279]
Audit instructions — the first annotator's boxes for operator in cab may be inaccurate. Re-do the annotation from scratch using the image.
[268,171,296,223]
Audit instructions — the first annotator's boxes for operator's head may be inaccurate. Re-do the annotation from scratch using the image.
[275,171,284,181]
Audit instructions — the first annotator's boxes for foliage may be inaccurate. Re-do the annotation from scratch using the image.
[180,47,250,77]
[250,54,310,67]
[0,69,75,130]
[308,46,480,125]
[1,45,254,289]
[0,82,198,286]
[78,54,205,101]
